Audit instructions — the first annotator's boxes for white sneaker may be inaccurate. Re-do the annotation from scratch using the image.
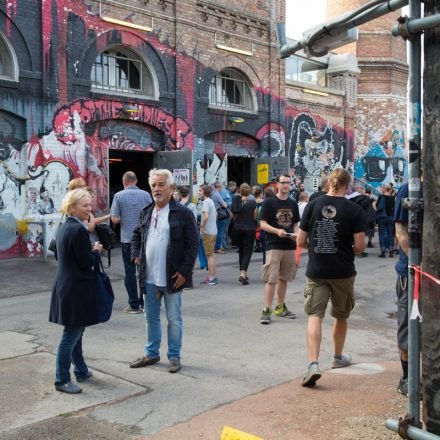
[332,354,352,368]
[301,363,321,387]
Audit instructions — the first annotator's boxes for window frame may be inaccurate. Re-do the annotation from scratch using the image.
[0,30,19,82]
[91,47,157,99]
[209,68,255,112]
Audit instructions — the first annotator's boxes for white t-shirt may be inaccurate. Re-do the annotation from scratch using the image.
[298,201,308,219]
[202,197,217,236]
[146,204,170,287]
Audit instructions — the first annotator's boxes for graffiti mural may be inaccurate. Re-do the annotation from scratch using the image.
[286,108,354,193]
[53,99,192,151]
[354,129,406,192]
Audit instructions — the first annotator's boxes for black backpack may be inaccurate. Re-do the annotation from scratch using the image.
[351,195,376,229]
[96,223,117,267]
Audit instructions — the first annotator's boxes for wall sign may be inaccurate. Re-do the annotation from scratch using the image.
[257,163,269,184]
[173,168,190,186]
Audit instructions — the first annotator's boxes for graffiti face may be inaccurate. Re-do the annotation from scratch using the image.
[286,110,352,193]
[354,129,407,191]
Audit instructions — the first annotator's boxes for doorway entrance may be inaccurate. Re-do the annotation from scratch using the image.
[109,149,154,199]
[227,156,251,186]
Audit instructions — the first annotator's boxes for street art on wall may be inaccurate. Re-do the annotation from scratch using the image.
[354,129,406,192]
[286,109,353,193]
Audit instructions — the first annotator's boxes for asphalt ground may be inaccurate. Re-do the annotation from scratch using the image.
[0,242,410,439]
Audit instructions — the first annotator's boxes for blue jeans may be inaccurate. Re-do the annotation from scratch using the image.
[144,283,182,360]
[222,217,232,248]
[378,216,394,252]
[121,242,142,308]
[215,218,228,250]
[55,326,88,385]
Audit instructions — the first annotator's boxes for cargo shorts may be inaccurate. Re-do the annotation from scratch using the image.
[304,276,355,319]
[262,249,297,284]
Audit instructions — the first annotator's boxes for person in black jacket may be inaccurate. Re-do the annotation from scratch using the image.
[230,183,258,285]
[129,169,198,373]
[49,188,103,394]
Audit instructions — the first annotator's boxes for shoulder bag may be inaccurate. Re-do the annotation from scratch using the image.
[48,213,65,258]
[93,252,115,323]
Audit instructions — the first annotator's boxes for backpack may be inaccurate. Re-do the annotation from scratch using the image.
[95,223,117,267]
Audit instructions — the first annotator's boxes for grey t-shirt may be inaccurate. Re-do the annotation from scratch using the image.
[202,197,217,235]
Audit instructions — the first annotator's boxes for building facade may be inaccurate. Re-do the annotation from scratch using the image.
[0,0,406,259]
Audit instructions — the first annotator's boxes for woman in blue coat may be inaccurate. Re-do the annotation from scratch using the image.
[49,188,103,394]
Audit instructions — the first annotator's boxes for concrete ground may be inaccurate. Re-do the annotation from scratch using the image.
[0,242,409,439]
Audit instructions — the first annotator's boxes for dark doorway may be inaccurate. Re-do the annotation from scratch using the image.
[109,149,154,201]
[227,156,251,186]
[108,149,155,242]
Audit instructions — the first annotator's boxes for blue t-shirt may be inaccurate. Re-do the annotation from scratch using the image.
[394,183,408,276]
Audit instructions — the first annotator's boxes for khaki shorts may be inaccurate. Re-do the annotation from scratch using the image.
[304,276,355,319]
[202,233,216,257]
[262,249,297,284]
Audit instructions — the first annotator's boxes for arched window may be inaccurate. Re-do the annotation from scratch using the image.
[0,31,18,81]
[209,68,255,111]
[91,47,156,98]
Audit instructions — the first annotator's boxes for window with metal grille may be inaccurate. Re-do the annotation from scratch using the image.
[209,69,254,110]
[91,48,154,97]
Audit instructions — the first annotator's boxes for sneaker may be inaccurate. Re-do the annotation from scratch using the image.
[358,251,368,258]
[123,306,142,314]
[214,248,226,254]
[207,277,219,285]
[331,354,352,368]
[301,363,321,387]
[389,252,394,258]
[76,371,93,383]
[168,358,182,373]
[378,251,386,258]
[260,307,272,324]
[397,377,408,397]
[274,303,296,319]
[55,381,82,394]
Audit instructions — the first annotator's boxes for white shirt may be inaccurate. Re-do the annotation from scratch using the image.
[298,201,308,219]
[145,204,170,287]
[202,198,217,236]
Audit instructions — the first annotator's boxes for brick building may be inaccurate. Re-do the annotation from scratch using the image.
[0,0,406,259]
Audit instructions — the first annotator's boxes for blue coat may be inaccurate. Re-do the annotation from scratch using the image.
[131,197,199,294]
[49,217,100,327]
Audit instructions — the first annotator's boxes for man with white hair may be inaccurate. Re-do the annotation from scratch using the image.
[129,169,198,373]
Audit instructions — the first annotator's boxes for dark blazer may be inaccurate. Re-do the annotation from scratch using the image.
[49,217,99,327]
[131,197,199,295]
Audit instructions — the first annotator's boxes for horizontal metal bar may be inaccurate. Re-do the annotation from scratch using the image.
[386,419,440,439]
[392,13,440,37]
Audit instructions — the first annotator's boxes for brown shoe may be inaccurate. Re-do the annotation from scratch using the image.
[215,248,226,254]
[130,355,160,368]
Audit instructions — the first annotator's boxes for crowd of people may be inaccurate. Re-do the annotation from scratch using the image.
[49,168,409,400]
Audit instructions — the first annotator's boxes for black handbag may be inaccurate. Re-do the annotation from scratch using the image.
[48,213,65,258]
[93,252,114,323]
[216,206,230,221]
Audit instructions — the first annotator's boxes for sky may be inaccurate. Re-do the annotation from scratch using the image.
[285,0,326,39]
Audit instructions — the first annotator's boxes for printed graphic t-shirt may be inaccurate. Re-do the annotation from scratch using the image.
[300,195,367,279]
[259,196,300,250]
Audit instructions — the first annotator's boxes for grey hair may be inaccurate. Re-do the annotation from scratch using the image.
[148,168,174,186]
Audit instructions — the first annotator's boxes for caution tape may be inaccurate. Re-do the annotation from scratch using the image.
[410,265,440,321]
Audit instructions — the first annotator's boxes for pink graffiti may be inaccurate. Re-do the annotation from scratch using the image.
[53,98,192,150]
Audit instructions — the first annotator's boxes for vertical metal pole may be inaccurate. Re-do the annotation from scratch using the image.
[43,220,48,263]
[407,0,422,425]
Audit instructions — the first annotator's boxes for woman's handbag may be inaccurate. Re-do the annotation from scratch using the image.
[216,206,230,221]
[48,213,65,258]
[93,252,114,323]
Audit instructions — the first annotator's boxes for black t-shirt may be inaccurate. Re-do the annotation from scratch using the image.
[300,195,367,279]
[231,196,257,231]
[309,190,326,202]
[260,195,300,250]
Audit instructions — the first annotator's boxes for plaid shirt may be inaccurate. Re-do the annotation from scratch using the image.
[110,186,152,243]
